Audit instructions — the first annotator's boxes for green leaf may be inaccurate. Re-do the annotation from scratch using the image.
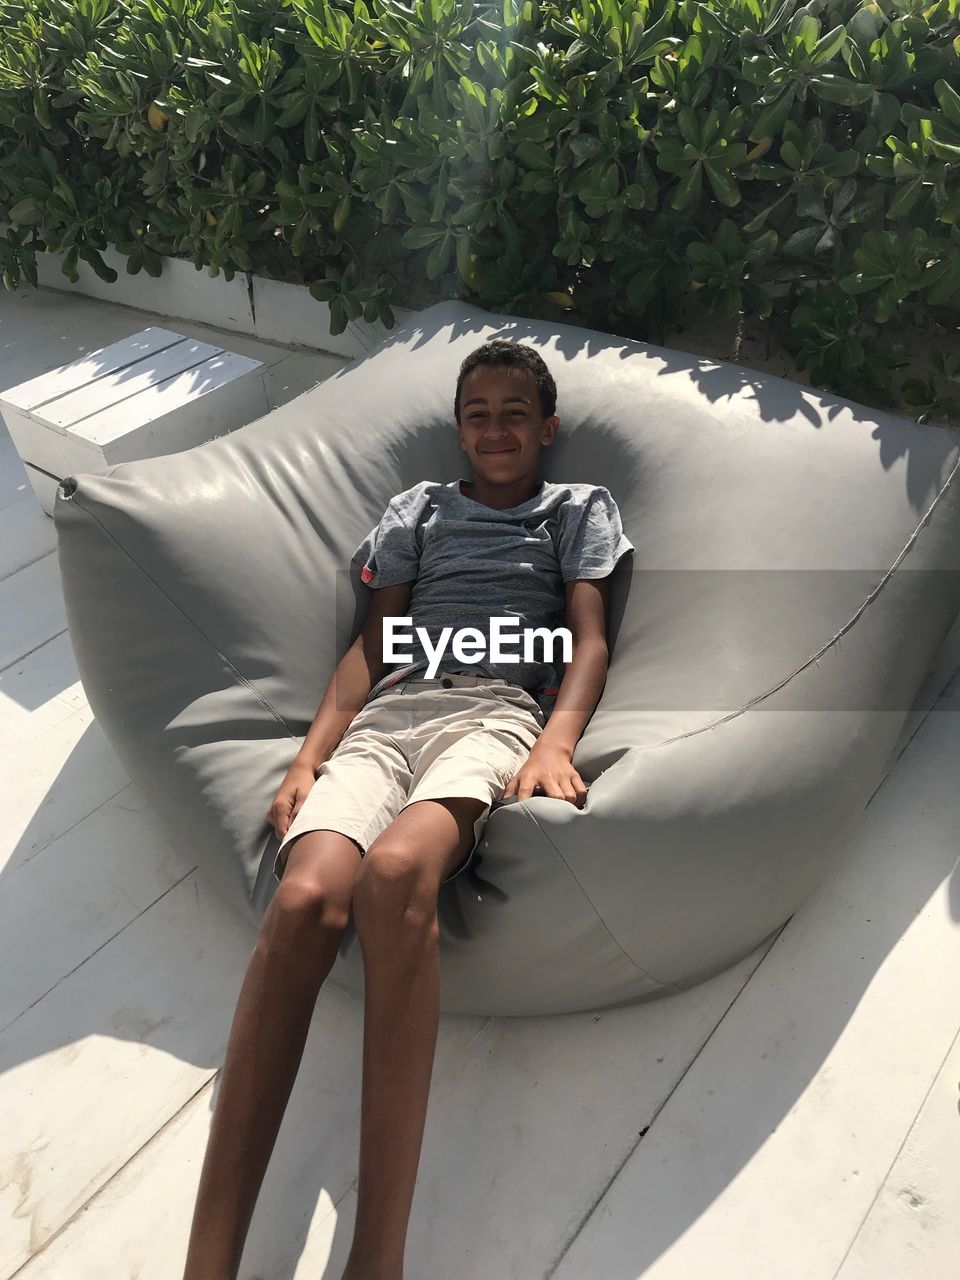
[569,132,604,162]
[677,107,701,147]
[671,163,702,210]
[185,106,205,144]
[750,86,795,141]
[515,141,553,172]
[600,161,619,198]
[85,249,118,284]
[330,295,347,335]
[656,138,691,175]
[626,265,658,307]
[304,104,319,161]
[292,213,311,256]
[793,15,819,55]
[886,179,924,220]
[934,78,960,130]
[705,163,740,207]
[925,258,960,305]
[783,226,821,256]
[276,90,310,128]
[809,25,847,68]
[401,225,444,249]
[9,199,43,225]
[809,74,874,106]
[839,273,886,295]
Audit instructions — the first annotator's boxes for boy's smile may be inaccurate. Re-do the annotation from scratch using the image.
[457,365,559,510]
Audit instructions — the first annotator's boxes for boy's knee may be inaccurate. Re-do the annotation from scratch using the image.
[352,843,438,930]
[268,874,352,937]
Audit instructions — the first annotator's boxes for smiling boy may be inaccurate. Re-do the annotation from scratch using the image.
[181,340,633,1280]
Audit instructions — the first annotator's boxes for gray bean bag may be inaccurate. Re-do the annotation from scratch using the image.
[54,300,960,1016]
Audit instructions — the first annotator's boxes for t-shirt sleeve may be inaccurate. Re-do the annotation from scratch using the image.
[352,495,420,588]
[558,487,634,583]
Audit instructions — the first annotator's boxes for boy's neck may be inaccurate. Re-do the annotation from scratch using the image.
[460,474,543,510]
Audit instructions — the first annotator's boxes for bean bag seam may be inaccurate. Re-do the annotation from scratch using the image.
[640,444,960,755]
[521,802,678,991]
[66,491,300,744]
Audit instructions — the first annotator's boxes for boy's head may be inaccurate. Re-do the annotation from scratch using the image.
[454,340,559,486]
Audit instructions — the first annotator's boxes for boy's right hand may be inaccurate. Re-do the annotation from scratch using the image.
[266,760,319,840]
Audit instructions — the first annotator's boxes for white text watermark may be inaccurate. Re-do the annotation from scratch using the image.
[383,616,572,678]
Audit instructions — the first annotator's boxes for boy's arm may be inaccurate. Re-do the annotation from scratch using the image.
[293,580,414,772]
[540,578,611,754]
[501,577,610,806]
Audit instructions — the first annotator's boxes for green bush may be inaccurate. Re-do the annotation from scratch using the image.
[1,0,959,419]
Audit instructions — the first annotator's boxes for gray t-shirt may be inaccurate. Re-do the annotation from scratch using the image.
[352,478,634,714]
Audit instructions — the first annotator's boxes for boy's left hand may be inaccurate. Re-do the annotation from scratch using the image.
[501,740,588,807]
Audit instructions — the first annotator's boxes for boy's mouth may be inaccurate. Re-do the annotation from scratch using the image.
[480,446,516,455]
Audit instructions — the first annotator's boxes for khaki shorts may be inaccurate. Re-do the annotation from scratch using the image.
[273,674,545,886]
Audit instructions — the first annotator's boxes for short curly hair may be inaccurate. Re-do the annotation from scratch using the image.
[454,339,558,423]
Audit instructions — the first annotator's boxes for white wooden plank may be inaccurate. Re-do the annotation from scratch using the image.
[0,429,31,513]
[260,351,331,410]
[81,352,263,446]
[43,338,225,431]
[0,781,190,1027]
[392,942,770,1280]
[835,1031,960,1280]
[0,552,65,671]
[0,630,84,743]
[7,420,104,488]
[103,369,273,466]
[15,1077,343,1280]
[0,488,57,579]
[0,872,250,1271]
[0,703,129,878]
[551,687,960,1280]
[14,1013,359,1280]
[0,328,186,413]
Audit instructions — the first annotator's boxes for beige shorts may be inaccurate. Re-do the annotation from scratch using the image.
[273,674,545,886]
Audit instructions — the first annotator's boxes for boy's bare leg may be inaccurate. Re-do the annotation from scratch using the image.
[342,796,485,1280]
[182,829,362,1280]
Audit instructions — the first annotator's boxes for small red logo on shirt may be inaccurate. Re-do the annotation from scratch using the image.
[361,565,374,583]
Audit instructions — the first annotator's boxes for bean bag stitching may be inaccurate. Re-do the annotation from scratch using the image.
[64,492,300,743]
[520,801,680,992]
[640,445,960,754]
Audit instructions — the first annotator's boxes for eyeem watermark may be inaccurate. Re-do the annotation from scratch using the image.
[384,616,572,678]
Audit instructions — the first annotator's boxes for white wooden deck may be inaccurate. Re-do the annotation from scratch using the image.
[2,284,958,1280]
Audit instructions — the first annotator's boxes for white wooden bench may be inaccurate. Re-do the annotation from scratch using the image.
[0,327,266,516]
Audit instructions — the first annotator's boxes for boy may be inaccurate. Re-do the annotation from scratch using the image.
[182,339,633,1280]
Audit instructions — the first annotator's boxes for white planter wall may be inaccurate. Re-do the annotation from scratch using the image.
[31,243,421,362]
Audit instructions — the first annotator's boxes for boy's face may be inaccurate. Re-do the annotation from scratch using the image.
[456,365,559,481]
